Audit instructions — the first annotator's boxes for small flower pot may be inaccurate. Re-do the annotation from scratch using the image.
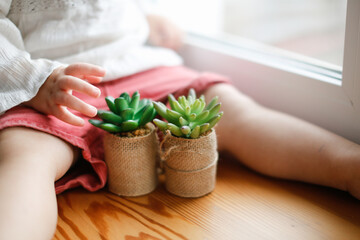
[103,123,159,197]
[161,129,218,198]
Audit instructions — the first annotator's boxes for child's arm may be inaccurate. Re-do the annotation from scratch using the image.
[0,3,59,114]
[24,63,105,126]
[0,3,104,126]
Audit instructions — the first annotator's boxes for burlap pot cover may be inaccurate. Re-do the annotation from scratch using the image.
[103,124,159,197]
[162,129,218,198]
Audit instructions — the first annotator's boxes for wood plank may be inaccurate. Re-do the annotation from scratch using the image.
[54,152,360,240]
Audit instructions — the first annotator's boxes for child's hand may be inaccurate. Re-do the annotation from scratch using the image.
[25,63,105,126]
[146,14,184,50]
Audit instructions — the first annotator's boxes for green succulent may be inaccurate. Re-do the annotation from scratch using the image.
[153,88,223,139]
[89,91,157,133]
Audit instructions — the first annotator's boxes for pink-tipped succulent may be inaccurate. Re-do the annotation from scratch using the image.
[153,89,223,139]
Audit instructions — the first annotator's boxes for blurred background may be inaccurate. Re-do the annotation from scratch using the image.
[155,0,347,67]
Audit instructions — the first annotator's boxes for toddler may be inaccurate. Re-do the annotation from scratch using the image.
[0,1,359,239]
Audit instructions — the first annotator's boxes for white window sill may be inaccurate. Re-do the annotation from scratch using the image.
[179,33,360,143]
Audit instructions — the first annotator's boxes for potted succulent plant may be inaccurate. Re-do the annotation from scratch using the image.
[153,89,223,198]
[89,91,158,197]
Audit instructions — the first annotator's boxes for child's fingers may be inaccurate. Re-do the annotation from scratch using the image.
[164,26,183,50]
[53,105,85,127]
[58,76,101,98]
[54,92,97,118]
[83,75,103,84]
[170,31,184,50]
[65,63,106,78]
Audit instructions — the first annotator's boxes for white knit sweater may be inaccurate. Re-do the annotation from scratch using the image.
[0,0,182,113]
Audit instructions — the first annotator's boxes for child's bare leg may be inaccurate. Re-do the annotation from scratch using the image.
[204,84,360,199]
[0,127,78,239]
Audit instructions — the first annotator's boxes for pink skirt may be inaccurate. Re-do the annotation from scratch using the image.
[0,66,230,194]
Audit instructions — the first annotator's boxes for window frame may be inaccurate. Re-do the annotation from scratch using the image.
[179,0,360,143]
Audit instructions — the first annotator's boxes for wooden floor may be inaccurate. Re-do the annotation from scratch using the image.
[53,152,360,240]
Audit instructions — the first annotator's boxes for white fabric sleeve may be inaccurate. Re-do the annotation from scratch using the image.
[0,1,62,114]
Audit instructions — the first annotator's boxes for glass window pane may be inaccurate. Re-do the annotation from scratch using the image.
[157,0,347,67]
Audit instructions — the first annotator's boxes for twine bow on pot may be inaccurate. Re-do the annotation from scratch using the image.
[159,130,219,198]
